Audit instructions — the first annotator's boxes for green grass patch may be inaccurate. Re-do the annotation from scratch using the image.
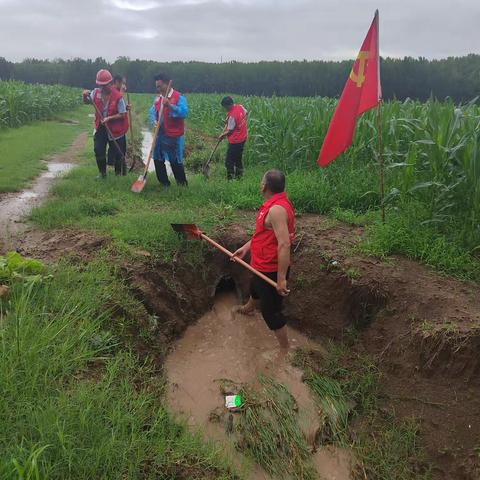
[0,254,239,479]
[236,376,317,480]
[291,345,431,480]
[0,106,91,193]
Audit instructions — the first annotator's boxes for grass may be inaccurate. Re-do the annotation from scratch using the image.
[0,106,91,193]
[291,345,431,480]
[0,254,239,479]
[236,376,317,480]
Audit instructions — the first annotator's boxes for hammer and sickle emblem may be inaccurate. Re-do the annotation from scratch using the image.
[349,51,369,87]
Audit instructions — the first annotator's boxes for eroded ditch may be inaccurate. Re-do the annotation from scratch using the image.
[123,227,480,479]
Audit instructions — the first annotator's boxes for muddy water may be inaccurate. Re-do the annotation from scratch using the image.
[165,291,352,480]
[140,128,173,176]
[0,162,74,239]
[0,132,87,250]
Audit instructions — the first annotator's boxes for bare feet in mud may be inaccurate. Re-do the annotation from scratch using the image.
[232,296,258,316]
[232,304,256,316]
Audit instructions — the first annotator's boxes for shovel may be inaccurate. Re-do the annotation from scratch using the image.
[125,86,138,173]
[131,80,172,193]
[202,137,222,179]
[91,100,128,167]
[171,223,278,289]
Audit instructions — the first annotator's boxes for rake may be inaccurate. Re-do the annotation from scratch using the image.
[171,223,278,289]
[131,80,172,193]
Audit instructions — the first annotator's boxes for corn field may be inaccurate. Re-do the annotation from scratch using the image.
[0,80,80,129]
[187,94,480,252]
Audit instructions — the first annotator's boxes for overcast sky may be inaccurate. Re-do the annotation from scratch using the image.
[0,0,478,62]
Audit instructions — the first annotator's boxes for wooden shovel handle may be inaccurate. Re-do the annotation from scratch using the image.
[91,100,127,163]
[143,80,172,177]
[200,233,278,289]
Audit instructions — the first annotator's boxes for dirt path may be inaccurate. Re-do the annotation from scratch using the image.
[0,132,87,251]
[165,290,353,480]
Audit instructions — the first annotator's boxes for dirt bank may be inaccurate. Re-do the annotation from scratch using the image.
[10,213,478,479]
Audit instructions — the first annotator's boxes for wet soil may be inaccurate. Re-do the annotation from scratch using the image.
[165,290,352,480]
[1,132,479,478]
[0,132,87,251]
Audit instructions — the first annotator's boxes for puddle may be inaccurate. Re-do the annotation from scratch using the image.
[0,161,74,239]
[165,291,351,479]
[141,128,173,176]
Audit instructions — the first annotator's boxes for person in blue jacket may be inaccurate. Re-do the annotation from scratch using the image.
[150,73,188,186]
[149,101,185,163]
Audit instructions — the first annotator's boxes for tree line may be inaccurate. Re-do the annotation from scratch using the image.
[0,55,479,101]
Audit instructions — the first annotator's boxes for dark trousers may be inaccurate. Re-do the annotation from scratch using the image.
[250,269,290,331]
[225,141,245,180]
[153,134,188,187]
[94,125,126,176]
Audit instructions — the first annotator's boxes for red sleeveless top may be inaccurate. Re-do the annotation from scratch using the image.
[250,192,295,273]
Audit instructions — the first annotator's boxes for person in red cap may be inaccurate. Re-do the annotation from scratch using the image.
[83,69,129,178]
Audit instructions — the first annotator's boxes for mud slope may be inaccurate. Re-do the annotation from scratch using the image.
[4,201,479,477]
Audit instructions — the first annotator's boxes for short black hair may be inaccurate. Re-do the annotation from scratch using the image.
[154,72,170,82]
[221,96,234,107]
[113,74,123,83]
[263,169,285,194]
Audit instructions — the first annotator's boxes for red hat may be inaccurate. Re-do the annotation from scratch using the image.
[96,69,113,86]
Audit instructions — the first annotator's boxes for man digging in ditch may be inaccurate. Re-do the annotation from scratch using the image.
[232,169,294,350]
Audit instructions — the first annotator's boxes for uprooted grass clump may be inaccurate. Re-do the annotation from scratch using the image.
[235,375,317,480]
[291,345,432,480]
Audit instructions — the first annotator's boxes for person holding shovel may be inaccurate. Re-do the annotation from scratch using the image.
[152,73,188,187]
[107,74,128,167]
[232,169,294,350]
[219,96,248,180]
[83,69,128,178]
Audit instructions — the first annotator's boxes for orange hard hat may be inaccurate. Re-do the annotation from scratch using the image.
[96,69,113,86]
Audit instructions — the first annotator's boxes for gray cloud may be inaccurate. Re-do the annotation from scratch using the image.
[0,0,479,62]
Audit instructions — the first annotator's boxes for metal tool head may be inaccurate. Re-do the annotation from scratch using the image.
[171,223,202,240]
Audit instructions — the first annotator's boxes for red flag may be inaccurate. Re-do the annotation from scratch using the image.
[318,10,381,167]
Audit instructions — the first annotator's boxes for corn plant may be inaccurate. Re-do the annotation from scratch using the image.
[0,80,80,129]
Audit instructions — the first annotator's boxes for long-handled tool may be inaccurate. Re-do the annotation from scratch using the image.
[171,223,278,289]
[202,137,222,179]
[131,80,172,193]
[90,99,128,168]
[126,88,137,173]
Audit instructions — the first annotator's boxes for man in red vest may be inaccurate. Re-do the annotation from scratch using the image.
[232,170,294,350]
[83,69,128,178]
[220,96,248,180]
[152,73,188,186]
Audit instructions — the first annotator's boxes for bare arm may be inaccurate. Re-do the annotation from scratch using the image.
[232,240,251,260]
[268,205,291,296]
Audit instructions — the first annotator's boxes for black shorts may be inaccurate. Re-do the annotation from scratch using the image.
[250,270,289,331]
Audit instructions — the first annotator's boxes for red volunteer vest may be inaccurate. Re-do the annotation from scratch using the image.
[250,192,295,273]
[154,89,185,137]
[93,88,128,137]
[226,104,248,144]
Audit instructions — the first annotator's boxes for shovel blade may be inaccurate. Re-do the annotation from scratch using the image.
[202,162,210,179]
[171,223,202,240]
[131,176,146,193]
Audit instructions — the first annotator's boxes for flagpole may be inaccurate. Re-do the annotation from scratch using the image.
[377,101,385,223]
[375,9,385,223]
